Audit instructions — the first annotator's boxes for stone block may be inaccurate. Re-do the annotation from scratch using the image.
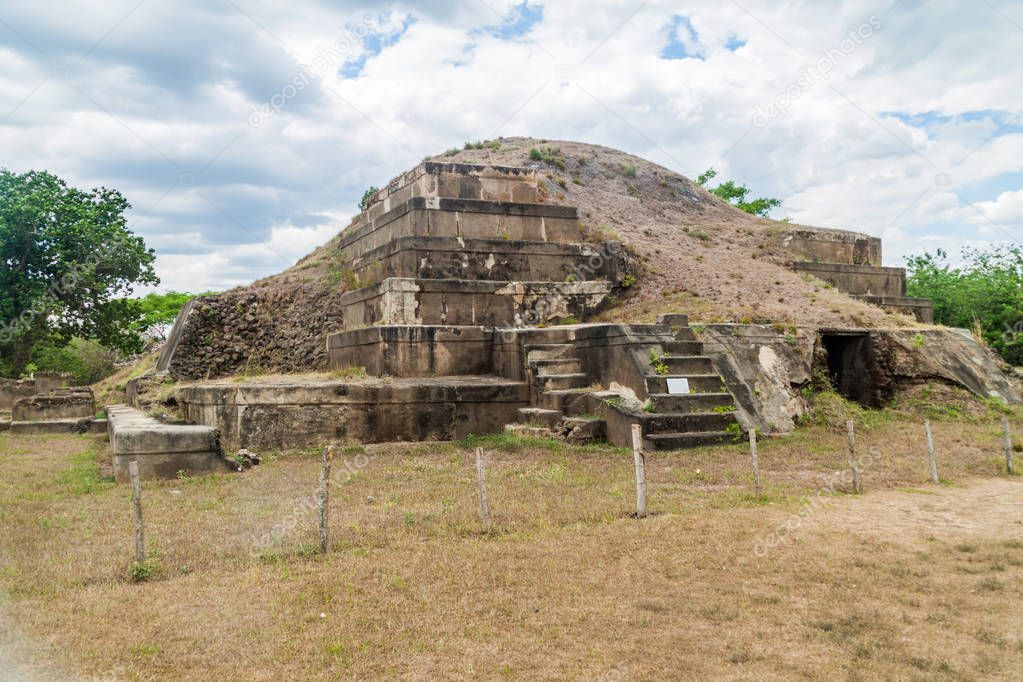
[107,405,226,482]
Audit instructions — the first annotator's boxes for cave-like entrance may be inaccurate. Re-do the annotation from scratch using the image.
[820,331,880,407]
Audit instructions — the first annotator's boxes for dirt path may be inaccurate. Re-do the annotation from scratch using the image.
[820,478,1023,542]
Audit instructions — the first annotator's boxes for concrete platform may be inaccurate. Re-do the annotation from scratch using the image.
[107,405,227,482]
[177,375,530,451]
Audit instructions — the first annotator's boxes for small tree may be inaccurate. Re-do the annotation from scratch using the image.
[697,168,781,218]
[359,186,380,211]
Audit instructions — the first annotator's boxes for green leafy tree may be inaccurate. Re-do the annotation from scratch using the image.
[131,291,203,340]
[906,246,1023,364]
[0,169,158,376]
[697,168,782,218]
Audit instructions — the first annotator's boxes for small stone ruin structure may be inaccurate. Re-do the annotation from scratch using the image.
[1,373,106,435]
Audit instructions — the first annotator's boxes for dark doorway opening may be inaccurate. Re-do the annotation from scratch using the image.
[820,332,879,407]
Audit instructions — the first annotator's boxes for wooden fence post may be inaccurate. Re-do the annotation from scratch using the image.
[924,420,939,484]
[318,445,334,554]
[631,424,647,518]
[129,460,145,567]
[846,420,861,494]
[1003,417,1014,476]
[749,428,762,497]
[475,447,491,532]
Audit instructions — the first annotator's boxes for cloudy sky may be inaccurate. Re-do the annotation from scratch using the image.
[1,0,1020,293]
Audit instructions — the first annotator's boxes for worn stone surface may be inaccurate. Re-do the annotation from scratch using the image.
[338,278,613,329]
[107,405,226,482]
[177,375,530,451]
[12,388,95,422]
[0,373,74,409]
[779,227,881,266]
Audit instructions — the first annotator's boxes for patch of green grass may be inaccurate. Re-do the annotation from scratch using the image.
[623,164,637,178]
[54,442,114,496]
[455,432,565,454]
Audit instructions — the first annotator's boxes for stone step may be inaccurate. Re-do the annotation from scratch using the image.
[517,407,563,429]
[657,313,690,327]
[642,411,737,434]
[674,328,697,341]
[538,388,591,411]
[646,431,736,450]
[645,374,724,395]
[532,358,582,375]
[536,373,588,391]
[504,423,556,439]
[662,340,703,355]
[659,355,715,375]
[649,392,734,414]
[525,343,575,362]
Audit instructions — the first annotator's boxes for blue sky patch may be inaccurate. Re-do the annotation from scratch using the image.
[724,35,746,51]
[480,1,544,41]
[660,15,704,60]
[341,15,416,79]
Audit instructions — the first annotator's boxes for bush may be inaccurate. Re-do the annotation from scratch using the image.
[906,246,1023,364]
[529,148,543,161]
[31,337,118,385]
[358,186,379,211]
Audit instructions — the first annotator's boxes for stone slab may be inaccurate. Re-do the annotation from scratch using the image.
[107,405,226,482]
[12,389,95,422]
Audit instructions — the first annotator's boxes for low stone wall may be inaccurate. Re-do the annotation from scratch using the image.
[107,405,226,482]
[12,388,95,421]
[780,227,881,266]
[178,376,530,451]
[792,261,906,297]
[0,373,74,409]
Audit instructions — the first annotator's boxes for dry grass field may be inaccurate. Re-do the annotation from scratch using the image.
[1,390,1022,680]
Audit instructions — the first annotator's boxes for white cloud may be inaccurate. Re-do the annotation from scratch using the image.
[0,0,1020,292]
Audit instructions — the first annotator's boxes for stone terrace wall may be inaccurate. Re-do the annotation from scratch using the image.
[166,282,347,380]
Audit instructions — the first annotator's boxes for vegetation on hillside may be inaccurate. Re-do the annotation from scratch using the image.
[906,246,1023,364]
[696,167,782,218]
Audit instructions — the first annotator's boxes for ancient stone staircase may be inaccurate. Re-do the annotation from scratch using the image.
[509,316,740,450]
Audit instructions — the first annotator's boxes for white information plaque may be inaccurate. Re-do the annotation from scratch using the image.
[666,378,690,395]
